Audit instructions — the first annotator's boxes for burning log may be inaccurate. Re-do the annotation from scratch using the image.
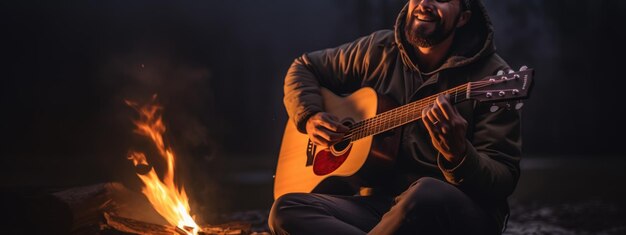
[104,212,176,235]
[43,182,265,235]
[52,182,170,232]
[103,214,253,235]
[103,212,252,235]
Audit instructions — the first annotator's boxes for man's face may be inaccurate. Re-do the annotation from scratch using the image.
[405,0,467,48]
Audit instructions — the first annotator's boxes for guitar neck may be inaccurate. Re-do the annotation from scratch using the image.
[343,67,534,142]
[345,83,470,141]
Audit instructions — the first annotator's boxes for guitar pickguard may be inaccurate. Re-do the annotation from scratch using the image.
[312,146,352,176]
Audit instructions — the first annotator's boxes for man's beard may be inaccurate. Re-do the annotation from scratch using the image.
[404,13,460,48]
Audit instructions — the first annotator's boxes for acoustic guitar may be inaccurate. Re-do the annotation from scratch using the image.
[274,66,534,199]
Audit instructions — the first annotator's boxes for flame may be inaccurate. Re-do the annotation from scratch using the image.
[126,95,199,235]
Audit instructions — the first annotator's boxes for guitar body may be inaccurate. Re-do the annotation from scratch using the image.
[273,87,401,199]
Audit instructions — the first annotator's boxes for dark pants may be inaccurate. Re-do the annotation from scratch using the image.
[269,177,499,235]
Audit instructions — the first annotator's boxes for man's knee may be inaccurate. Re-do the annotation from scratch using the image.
[269,193,298,231]
[268,193,312,233]
[388,177,496,234]
[410,177,456,192]
[399,177,461,212]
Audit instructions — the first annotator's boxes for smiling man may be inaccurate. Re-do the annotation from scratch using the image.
[270,0,521,234]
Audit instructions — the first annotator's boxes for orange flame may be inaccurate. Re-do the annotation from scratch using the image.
[126,95,199,235]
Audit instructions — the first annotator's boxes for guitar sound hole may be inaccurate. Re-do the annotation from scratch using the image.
[333,139,350,152]
[331,120,353,152]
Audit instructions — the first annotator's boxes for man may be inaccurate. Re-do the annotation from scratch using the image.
[270,0,521,234]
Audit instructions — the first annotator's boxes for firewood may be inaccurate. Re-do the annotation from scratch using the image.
[103,212,252,235]
[48,182,260,235]
[104,212,177,235]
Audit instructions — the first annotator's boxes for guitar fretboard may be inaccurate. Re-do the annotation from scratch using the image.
[344,83,470,141]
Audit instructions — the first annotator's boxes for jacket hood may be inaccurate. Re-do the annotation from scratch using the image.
[394,0,496,74]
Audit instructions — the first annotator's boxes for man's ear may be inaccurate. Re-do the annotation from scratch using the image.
[456,10,472,28]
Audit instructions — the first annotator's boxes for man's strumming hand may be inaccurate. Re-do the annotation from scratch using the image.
[305,112,349,149]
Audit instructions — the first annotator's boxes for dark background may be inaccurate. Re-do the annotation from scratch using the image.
[2,0,626,226]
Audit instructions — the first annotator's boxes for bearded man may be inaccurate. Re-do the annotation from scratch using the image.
[270,0,521,234]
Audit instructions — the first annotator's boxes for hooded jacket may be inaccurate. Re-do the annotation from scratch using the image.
[282,1,520,231]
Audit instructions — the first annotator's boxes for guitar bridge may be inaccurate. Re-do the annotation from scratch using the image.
[306,139,316,166]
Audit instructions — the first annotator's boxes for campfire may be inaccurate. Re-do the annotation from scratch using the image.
[46,96,258,235]
[125,96,200,234]
[25,95,267,234]
[104,95,260,235]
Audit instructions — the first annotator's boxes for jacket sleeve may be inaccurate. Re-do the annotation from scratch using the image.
[437,66,522,199]
[284,33,378,133]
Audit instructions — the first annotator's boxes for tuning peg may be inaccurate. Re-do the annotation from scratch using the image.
[508,69,515,74]
[496,70,504,76]
[515,102,524,110]
[490,104,499,112]
[519,65,528,71]
[505,103,512,110]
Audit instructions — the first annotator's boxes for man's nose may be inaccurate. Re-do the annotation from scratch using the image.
[417,0,435,12]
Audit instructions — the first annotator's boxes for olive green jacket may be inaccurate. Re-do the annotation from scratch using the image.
[283,1,521,231]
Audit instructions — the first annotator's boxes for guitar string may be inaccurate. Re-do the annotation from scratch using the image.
[340,78,504,139]
[345,83,470,137]
[341,79,520,141]
[343,86,466,140]
[345,90,460,139]
[349,74,528,138]
[344,80,517,140]
[347,80,503,139]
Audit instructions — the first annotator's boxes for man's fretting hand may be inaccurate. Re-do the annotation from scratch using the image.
[422,95,468,166]
[305,112,349,149]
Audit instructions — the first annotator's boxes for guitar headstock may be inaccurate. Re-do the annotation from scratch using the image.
[468,66,534,111]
